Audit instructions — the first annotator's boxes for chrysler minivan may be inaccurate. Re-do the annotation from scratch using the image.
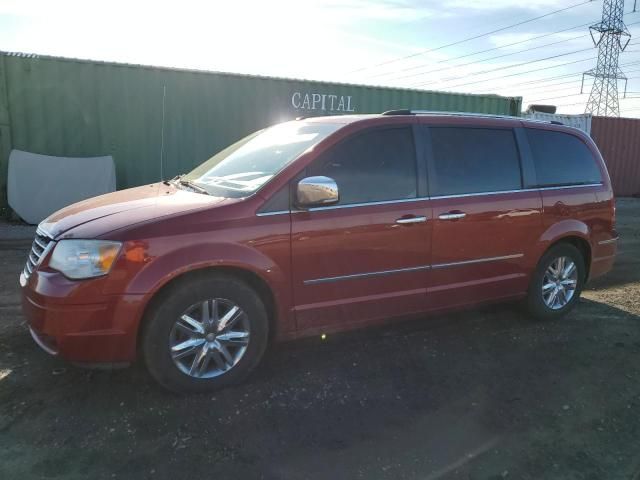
[20,111,617,392]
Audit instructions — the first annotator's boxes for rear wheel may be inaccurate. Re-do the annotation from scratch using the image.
[526,243,586,320]
[142,274,269,393]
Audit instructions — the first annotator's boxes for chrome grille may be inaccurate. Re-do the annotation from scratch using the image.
[23,229,53,280]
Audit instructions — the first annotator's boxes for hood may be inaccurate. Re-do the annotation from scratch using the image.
[40,183,234,239]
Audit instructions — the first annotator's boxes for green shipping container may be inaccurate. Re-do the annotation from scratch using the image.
[0,52,522,206]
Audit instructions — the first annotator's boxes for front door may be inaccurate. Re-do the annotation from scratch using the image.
[291,124,432,332]
[423,124,543,309]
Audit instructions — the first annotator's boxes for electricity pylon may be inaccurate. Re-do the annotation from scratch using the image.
[582,0,631,116]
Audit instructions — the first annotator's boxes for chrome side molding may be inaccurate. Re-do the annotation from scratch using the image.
[431,253,524,270]
[304,265,431,285]
[304,253,524,285]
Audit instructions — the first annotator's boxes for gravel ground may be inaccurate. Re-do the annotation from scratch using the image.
[0,220,36,241]
[0,199,639,480]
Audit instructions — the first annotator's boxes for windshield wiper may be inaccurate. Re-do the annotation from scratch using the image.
[178,179,209,195]
[163,174,184,186]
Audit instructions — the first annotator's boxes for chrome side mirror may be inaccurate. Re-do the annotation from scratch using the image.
[296,176,339,208]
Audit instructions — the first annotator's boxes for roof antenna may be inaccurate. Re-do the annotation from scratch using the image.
[160,84,166,181]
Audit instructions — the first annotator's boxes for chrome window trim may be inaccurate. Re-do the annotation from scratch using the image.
[536,183,603,192]
[431,253,523,270]
[255,183,603,216]
[303,253,524,285]
[598,237,619,245]
[307,196,428,212]
[304,265,431,285]
[430,183,602,200]
[431,188,533,200]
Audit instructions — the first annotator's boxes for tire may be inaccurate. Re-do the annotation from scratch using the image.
[141,273,269,393]
[526,243,586,320]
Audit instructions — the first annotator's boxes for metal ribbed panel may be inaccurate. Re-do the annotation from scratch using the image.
[0,52,522,206]
[591,116,640,197]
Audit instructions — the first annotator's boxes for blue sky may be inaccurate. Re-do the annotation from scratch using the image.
[1,0,640,116]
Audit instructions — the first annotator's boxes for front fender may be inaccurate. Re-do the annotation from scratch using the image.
[114,240,293,339]
[128,241,286,295]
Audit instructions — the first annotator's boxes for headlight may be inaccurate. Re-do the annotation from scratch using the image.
[49,240,122,279]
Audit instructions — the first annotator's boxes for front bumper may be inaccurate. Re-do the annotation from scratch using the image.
[21,270,145,364]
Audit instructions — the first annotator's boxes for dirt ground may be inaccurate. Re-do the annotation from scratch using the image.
[0,199,639,480]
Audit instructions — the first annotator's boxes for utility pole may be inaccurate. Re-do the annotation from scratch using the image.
[582,0,631,116]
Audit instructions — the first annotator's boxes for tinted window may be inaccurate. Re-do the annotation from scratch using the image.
[525,128,602,187]
[258,185,290,213]
[308,127,417,205]
[428,127,521,196]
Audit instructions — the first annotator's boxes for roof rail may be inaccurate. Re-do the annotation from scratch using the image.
[381,109,522,120]
[380,110,568,126]
[381,109,412,116]
[412,110,522,120]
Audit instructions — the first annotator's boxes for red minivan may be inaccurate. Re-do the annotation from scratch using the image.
[20,111,617,392]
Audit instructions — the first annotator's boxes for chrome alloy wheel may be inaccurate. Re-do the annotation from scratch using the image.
[542,256,578,310]
[169,298,250,378]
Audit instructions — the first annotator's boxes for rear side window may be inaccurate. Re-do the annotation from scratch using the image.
[428,127,522,196]
[525,128,602,187]
[307,127,417,205]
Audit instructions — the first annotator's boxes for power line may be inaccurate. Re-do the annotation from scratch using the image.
[438,56,640,93]
[373,16,640,84]
[420,56,596,90]
[368,21,596,80]
[465,59,640,94]
[518,77,590,92]
[527,73,640,102]
[407,27,640,90]
[553,90,640,107]
[388,34,589,83]
[347,0,594,75]
[527,91,592,103]
[412,47,595,88]
[501,62,640,94]
[393,20,640,84]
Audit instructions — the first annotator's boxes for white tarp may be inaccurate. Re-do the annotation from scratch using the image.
[523,112,592,135]
[8,150,116,225]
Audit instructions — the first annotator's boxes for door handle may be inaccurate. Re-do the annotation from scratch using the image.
[439,212,466,220]
[395,215,427,224]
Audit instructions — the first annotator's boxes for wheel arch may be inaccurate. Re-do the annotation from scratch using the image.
[542,235,592,280]
[136,265,279,357]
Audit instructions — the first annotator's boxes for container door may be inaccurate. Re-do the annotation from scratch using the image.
[424,125,543,309]
[291,125,432,332]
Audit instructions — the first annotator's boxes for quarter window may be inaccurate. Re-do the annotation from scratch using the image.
[428,127,522,196]
[525,128,602,187]
[307,127,417,205]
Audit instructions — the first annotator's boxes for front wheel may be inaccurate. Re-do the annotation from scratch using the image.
[141,274,269,393]
[526,243,586,320]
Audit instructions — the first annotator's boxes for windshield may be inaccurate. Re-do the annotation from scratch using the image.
[182,121,341,198]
